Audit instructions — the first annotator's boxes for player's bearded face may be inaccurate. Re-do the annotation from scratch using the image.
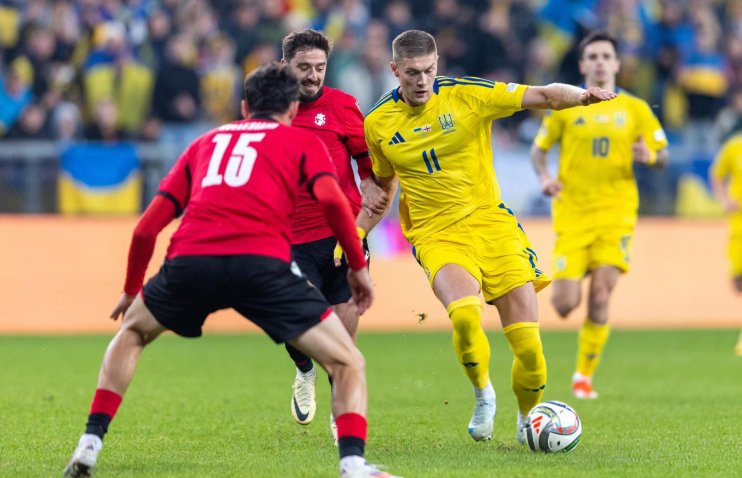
[287,49,327,101]
[579,40,620,88]
[392,53,438,107]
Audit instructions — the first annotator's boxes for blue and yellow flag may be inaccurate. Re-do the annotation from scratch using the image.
[58,143,141,214]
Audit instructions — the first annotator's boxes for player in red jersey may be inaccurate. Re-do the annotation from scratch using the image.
[280,29,397,438]
[63,63,399,478]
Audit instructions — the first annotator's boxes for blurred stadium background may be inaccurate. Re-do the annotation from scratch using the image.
[0,0,740,333]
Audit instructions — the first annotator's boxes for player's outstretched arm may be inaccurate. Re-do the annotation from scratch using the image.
[113,195,177,320]
[522,84,616,111]
[530,143,562,197]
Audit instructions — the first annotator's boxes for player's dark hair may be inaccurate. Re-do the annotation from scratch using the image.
[282,29,332,62]
[392,30,437,61]
[578,31,619,58]
[242,62,300,116]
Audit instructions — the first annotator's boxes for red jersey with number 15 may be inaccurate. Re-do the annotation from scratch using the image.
[158,119,336,262]
[291,87,370,243]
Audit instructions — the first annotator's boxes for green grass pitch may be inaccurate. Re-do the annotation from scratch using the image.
[1,329,740,477]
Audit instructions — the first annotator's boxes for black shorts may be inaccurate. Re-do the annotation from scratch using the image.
[142,255,331,342]
[291,236,370,305]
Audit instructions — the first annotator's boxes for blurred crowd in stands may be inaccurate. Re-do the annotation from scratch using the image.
[0,0,741,215]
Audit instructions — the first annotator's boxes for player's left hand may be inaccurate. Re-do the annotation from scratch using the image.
[347,267,374,315]
[110,293,136,321]
[334,227,367,267]
[631,136,654,165]
[360,178,389,216]
[579,87,616,106]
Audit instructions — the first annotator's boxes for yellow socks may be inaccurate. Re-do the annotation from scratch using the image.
[447,296,490,390]
[504,322,547,416]
[576,321,610,377]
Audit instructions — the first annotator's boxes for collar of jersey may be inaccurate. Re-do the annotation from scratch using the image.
[391,79,440,114]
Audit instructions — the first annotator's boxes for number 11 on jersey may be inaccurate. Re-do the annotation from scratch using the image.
[422,148,441,173]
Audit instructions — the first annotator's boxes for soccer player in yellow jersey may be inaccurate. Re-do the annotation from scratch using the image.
[531,32,669,399]
[710,131,742,356]
[364,29,615,443]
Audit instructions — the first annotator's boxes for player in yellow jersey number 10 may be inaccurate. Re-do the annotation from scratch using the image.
[531,31,669,399]
[363,29,615,444]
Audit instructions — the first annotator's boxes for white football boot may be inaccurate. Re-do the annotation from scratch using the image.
[291,368,317,425]
[467,397,496,441]
[516,411,528,445]
[340,457,402,478]
[63,434,102,477]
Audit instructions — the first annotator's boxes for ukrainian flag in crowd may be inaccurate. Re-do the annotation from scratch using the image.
[58,143,141,214]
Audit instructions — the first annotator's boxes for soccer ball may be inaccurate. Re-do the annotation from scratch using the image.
[522,401,582,453]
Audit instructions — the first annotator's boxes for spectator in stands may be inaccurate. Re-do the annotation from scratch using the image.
[679,4,727,159]
[151,33,204,164]
[335,20,397,113]
[381,0,416,41]
[84,98,128,142]
[200,33,240,124]
[83,21,153,137]
[0,56,33,137]
[51,101,83,142]
[139,8,172,68]
[5,102,51,139]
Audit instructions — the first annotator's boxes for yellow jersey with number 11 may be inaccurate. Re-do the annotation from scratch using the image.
[364,76,527,245]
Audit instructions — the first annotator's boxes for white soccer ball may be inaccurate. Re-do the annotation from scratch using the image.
[523,400,582,453]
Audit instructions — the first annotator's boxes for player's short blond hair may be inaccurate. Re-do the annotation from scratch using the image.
[392,30,437,62]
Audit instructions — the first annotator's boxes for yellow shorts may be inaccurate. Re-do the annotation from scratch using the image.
[728,234,742,277]
[553,224,633,280]
[413,203,550,303]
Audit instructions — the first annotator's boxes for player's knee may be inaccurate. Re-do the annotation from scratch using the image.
[588,285,611,310]
[327,346,365,380]
[551,295,576,318]
[513,342,544,367]
[451,316,482,348]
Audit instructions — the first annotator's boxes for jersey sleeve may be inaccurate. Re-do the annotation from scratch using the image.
[533,111,563,151]
[157,141,195,216]
[364,116,395,178]
[301,133,338,195]
[340,99,373,179]
[470,79,527,121]
[635,100,668,151]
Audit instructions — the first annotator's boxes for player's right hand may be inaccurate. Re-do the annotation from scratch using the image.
[346,268,374,315]
[110,293,136,320]
[360,178,389,216]
[540,176,562,197]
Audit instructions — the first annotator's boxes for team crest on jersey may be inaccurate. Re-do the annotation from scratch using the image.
[413,124,433,136]
[438,113,455,133]
[314,113,326,126]
[614,112,626,126]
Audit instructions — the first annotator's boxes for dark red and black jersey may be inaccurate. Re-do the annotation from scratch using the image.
[290,87,371,244]
[160,119,336,261]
